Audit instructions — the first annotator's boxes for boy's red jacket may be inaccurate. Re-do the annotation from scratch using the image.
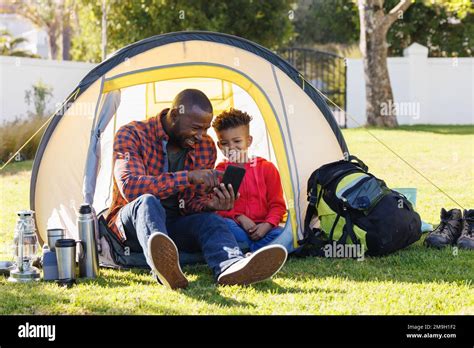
[216,157,286,226]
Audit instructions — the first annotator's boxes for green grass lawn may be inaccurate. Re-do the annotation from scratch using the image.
[0,126,473,315]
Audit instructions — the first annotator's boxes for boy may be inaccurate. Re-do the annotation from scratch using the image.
[212,108,286,252]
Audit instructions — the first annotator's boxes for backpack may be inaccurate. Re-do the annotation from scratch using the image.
[96,213,205,269]
[97,214,149,269]
[299,155,421,257]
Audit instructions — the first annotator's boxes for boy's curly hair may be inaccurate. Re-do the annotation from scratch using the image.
[212,108,253,132]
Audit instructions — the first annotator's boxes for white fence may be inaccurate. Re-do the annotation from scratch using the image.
[346,43,474,127]
[0,56,96,123]
[1,46,473,127]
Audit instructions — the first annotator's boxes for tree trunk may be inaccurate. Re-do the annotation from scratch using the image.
[62,10,72,60]
[358,0,411,127]
[48,12,61,60]
[101,0,107,61]
[48,30,59,60]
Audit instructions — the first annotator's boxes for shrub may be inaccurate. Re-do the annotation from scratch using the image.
[0,81,54,164]
[0,116,49,163]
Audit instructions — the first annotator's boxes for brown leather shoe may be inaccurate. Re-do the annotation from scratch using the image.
[457,209,474,250]
[147,232,188,289]
[217,245,287,286]
[425,208,462,249]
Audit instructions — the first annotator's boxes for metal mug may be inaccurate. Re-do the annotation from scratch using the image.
[55,239,83,286]
[47,228,65,252]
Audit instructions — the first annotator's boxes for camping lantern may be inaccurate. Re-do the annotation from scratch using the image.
[8,210,40,282]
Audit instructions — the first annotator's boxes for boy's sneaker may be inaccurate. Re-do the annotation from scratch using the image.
[457,209,474,250]
[147,232,188,289]
[425,208,462,249]
[217,245,287,286]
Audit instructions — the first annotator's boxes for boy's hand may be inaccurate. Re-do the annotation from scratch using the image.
[236,214,256,232]
[205,183,239,211]
[248,222,272,241]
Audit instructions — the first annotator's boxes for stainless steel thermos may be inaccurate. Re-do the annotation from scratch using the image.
[77,204,99,279]
[47,228,65,252]
[55,239,80,285]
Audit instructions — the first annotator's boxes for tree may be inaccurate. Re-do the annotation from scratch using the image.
[71,0,294,63]
[294,0,359,46]
[387,0,473,57]
[11,0,62,59]
[0,30,39,57]
[358,0,412,127]
[4,0,77,60]
[60,0,75,60]
[294,0,473,57]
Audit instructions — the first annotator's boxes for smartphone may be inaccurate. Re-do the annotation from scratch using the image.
[222,165,246,197]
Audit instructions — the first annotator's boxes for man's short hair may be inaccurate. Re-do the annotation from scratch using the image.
[172,89,213,114]
[212,108,253,132]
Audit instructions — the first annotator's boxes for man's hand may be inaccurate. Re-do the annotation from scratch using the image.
[188,169,222,192]
[248,222,272,241]
[236,214,256,232]
[205,183,239,211]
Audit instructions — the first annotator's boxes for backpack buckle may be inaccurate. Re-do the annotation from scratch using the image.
[308,194,317,206]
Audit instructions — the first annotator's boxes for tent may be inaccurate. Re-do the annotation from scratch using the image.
[30,31,348,263]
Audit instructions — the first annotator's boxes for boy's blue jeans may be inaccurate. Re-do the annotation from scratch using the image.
[223,218,284,252]
[118,194,244,278]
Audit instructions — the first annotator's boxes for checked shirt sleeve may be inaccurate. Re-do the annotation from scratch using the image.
[113,125,190,202]
[182,138,217,214]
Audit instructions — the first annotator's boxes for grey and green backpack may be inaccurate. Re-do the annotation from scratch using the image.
[299,155,421,257]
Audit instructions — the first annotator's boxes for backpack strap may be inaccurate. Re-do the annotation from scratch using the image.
[337,201,361,245]
[301,181,327,250]
[303,203,316,239]
[328,213,341,241]
[347,155,368,172]
[304,171,322,238]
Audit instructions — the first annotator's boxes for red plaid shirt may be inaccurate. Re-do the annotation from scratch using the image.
[106,109,217,242]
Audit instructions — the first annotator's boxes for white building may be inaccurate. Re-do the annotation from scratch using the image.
[0,13,50,59]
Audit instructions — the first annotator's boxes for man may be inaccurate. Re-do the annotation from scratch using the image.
[106,89,287,289]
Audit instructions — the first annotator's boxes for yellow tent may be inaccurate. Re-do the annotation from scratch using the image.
[31,32,347,263]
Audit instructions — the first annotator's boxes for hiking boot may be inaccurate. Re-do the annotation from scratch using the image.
[147,232,188,289]
[217,245,287,286]
[457,209,474,250]
[424,208,462,249]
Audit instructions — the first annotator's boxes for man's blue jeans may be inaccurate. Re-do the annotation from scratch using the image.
[223,218,284,252]
[118,194,244,278]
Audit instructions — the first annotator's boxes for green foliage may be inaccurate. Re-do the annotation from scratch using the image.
[72,0,294,63]
[0,116,49,163]
[435,0,473,19]
[24,80,53,119]
[0,81,53,163]
[293,0,359,45]
[12,0,63,59]
[0,30,39,58]
[293,0,473,57]
[387,0,473,57]
[70,1,102,62]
